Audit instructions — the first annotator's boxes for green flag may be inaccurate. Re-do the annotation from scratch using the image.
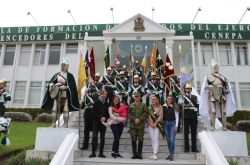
[103,46,110,69]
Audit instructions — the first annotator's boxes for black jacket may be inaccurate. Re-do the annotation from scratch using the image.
[183,94,199,119]
[92,99,110,121]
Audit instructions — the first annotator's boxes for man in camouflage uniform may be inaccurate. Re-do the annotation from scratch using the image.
[128,92,148,160]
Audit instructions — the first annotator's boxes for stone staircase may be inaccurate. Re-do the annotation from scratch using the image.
[68,108,207,165]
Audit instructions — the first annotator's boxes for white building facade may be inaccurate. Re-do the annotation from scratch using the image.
[0,14,250,109]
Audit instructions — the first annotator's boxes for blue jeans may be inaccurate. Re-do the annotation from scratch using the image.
[163,121,176,155]
[110,123,124,153]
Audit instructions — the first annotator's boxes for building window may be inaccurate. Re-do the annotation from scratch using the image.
[28,82,42,105]
[201,43,213,65]
[239,83,250,109]
[3,45,16,65]
[48,44,61,65]
[4,81,10,91]
[19,45,31,66]
[66,44,78,54]
[236,45,248,65]
[34,45,46,65]
[230,82,236,105]
[218,44,232,65]
[13,81,27,105]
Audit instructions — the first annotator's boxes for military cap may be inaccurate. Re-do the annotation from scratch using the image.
[116,61,120,64]
[119,71,124,75]
[0,79,6,84]
[107,67,112,71]
[185,83,192,89]
[134,74,139,79]
[151,72,156,76]
[135,61,139,63]
[123,65,126,68]
[134,92,140,97]
[95,72,101,77]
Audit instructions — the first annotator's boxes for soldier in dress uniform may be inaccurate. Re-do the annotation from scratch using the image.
[91,72,103,94]
[0,79,11,117]
[80,84,100,150]
[128,91,148,160]
[133,61,143,84]
[112,61,122,80]
[179,84,199,153]
[101,67,116,103]
[122,65,130,81]
[145,72,164,106]
[114,71,129,103]
[128,75,145,104]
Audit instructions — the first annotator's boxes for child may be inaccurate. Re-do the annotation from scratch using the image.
[102,101,128,127]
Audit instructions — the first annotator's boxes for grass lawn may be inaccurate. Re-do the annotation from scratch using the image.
[0,122,50,158]
[247,133,250,155]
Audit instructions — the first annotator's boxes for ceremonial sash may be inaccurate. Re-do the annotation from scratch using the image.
[134,67,140,74]
[113,68,120,76]
[131,85,142,93]
[104,76,114,86]
[92,83,100,92]
[184,95,197,111]
[148,105,165,140]
[148,81,157,92]
[117,81,125,91]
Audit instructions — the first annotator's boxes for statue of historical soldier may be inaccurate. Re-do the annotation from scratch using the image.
[200,62,236,131]
[0,79,11,117]
[41,58,80,128]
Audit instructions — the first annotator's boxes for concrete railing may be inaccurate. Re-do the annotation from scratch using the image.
[56,112,76,127]
[198,131,229,165]
[50,132,78,165]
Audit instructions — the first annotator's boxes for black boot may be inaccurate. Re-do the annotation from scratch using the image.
[138,141,143,159]
[131,141,137,159]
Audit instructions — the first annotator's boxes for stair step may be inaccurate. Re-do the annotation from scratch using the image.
[73,157,205,165]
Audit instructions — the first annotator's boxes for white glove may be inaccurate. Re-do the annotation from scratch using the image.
[179,98,184,104]
[158,90,163,94]
[139,77,142,80]
[59,85,67,90]
[114,91,119,95]
[146,90,151,94]
[125,92,129,95]
[169,92,172,95]
[49,83,54,87]
[132,95,134,98]
[197,116,202,120]
[55,83,62,86]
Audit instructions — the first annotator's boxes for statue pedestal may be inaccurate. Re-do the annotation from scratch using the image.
[35,127,78,151]
[209,131,248,156]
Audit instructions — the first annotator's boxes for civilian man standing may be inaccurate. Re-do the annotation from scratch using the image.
[89,90,110,158]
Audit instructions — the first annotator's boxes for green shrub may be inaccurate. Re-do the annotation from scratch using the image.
[227,110,250,125]
[5,112,32,122]
[226,122,233,130]
[6,149,26,165]
[35,113,52,123]
[6,108,51,120]
[236,120,250,132]
[227,158,239,165]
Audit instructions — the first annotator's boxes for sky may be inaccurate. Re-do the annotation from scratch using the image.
[0,0,249,27]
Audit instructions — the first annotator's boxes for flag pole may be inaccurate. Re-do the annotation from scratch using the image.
[166,45,172,93]
[131,44,134,85]
[145,45,148,85]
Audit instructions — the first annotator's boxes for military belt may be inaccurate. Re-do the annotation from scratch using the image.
[184,107,197,111]
[85,106,93,108]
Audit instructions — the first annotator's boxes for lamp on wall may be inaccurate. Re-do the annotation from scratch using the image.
[67,9,77,25]
[192,7,201,24]
[238,7,250,24]
[162,38,166,43]
[112,38,116,44]
[27,11,40,26]
[152,7,155,20]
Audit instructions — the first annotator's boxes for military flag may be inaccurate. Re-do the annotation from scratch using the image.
[141,50,147,75]
[114,50,120,65]
[103,46,110,69]
[150,44,156,71]
[88,46,95,81]
[162,54,175,91]
[77,49,88,100]
[156,48,164,78]
[179,56,190,93]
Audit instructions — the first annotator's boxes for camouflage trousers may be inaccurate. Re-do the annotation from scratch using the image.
[130,127,145,141]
